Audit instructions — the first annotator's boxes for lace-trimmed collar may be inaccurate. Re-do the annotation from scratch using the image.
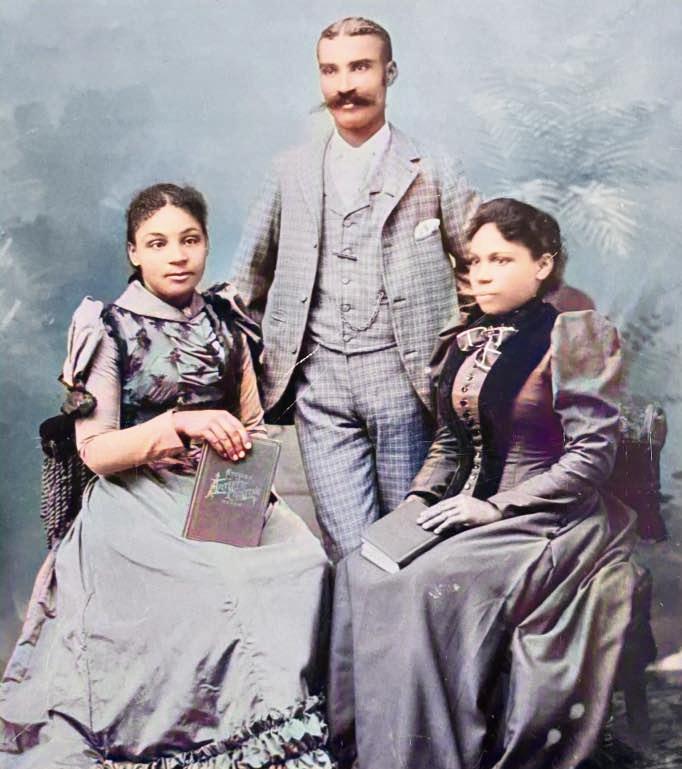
[114,280,206,321]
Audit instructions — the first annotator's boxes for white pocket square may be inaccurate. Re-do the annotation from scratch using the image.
[414,218,441,241]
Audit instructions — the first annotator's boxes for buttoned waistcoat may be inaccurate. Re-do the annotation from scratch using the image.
[306,163,395,352]
[231,125,478,418]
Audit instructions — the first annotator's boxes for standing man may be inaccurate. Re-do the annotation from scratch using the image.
[232,16,478,561]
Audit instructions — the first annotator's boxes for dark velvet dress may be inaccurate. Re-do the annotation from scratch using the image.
[328,300,642,769]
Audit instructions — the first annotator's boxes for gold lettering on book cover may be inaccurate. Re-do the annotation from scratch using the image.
[205,469,260,505]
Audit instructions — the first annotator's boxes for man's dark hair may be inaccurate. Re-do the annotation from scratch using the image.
[126,183,208,245]
[318,17,393,62]
[466,198,566,296]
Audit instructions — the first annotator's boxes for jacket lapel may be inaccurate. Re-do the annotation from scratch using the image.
[374,125,420,231]
[298,131,331,238]
[475,303,558,498]
[300,124,419,236]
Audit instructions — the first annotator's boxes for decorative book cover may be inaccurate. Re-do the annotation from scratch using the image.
[360,498,447,573]
[183,436,281,547]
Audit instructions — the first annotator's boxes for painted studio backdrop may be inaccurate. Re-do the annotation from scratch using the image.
[1,0,681,670]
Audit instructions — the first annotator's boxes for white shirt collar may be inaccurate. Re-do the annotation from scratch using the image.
[329,122,391,163]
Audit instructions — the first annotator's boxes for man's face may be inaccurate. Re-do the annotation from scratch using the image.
[317,33,390,138]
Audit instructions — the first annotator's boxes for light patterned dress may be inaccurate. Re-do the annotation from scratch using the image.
[0,281,333,769]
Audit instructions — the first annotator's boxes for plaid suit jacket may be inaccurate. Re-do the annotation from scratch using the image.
[231,124,479,417]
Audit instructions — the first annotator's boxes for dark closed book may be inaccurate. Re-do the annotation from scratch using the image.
[183,437,281,547]
[361,498,445,573]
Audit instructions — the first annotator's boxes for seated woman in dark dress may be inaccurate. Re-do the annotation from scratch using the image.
[328,198,642,769]
[0,184,332,768]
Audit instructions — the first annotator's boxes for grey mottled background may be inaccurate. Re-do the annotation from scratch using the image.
[1,0,681,669]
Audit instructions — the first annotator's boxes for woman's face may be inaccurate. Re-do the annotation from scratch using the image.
[128,204,207,307]
[467,223,553,316]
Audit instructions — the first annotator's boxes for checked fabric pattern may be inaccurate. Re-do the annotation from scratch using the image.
[231,125,479,415]
[293,343,433,561]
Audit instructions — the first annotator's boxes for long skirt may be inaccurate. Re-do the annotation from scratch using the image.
[0,469,333,768]
[328,498,641,769]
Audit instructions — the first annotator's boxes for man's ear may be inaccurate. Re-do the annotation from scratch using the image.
[386,60,398,86]
[127,242,138,267]
[536,252,554,281]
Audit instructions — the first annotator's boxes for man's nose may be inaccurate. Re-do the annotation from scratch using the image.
[337,70,354,94]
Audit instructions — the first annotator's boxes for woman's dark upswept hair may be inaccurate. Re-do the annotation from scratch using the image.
[465,198,566,297]
[126,183,208,281]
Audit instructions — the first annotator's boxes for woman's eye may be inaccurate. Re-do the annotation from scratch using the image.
[183,237,200,246]
[148,240,165,249]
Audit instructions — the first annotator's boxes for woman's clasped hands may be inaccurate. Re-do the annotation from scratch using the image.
[172,409,252,462]
[417,495,502,534]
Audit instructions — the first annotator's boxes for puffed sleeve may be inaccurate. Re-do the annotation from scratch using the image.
[63,299,185,475]
[487,310,622,517]
[203,281,267,436]
[237,333,267,438]
[61,297,107,410]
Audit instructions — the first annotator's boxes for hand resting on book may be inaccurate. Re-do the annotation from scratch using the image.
[172,408,252,462]
[417,495,502,534]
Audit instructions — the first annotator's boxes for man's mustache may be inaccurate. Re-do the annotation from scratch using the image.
[310,92,376,113]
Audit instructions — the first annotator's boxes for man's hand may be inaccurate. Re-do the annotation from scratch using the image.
[417,495,501,534]
[172,409,252,462]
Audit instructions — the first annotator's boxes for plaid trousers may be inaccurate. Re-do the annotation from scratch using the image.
[294,342,433,562]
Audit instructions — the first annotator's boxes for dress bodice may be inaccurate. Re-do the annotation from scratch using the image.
[451,345,564,497]
[104,298,241,428]
[61,281,264,475]
[408,301,622,519]
[61,281,261,428]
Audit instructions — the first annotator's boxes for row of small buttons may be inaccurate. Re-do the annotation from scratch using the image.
[461,369,476,394]
[459,395,482,491]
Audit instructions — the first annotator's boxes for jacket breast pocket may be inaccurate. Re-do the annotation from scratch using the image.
[415,229,442,246]
[413,230,446,262]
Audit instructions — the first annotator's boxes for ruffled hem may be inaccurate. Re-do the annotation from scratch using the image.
[98,696,335,768]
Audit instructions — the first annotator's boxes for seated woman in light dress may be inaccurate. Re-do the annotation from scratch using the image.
[0,183,333,769]
[328,198,642,769]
